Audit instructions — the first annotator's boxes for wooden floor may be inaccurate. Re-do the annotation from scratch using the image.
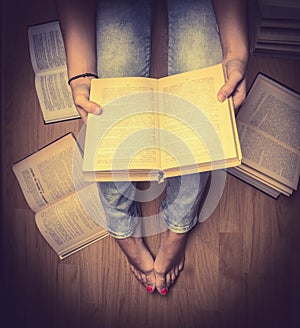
[2,1,300,327]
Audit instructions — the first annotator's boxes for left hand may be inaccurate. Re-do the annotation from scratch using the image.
[217,58,247,111]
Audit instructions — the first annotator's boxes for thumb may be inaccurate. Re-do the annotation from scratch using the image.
[75,94,102,115]
[86,100,102,115]
[217,70,243,102]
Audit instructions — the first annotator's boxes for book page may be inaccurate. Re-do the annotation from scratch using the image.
[28,21,79,122]
[238,74,300,150]
[28,21,66,74]
[35,183,108,259]
[35,69,79,123]
[237,74,300,190]
[157,64,241,169]
[237,122,300,190]
[13,134,88,212]
[84,78,161,173]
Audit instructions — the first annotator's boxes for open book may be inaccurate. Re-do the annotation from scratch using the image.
[12,133,109,259]
[228,73,300,198]
[28,21,80,123]
[83,63,242,182]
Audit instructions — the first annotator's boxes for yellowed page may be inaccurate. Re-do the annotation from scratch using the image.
[236,74,300,190]
[157,64,241,170]
[84,77,161,172]
[35,183,108,259]
[237,121,300,190]
[12,133,87,212]
[28,21,79,123]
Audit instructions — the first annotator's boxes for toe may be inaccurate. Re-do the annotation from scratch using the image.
[160,287,168,295]
[146,285,155,293]
[145,270,156,293]
[178,259,185,271]
[155,271,168,295]
[140,272,147,284]
[170,272,176,285]
[130,265,144,284]
[166,272,172,287]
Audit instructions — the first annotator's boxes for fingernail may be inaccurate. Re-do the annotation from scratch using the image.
[217,93,225,102]
[218,88,228,102]
[161,288,168,295]
[146,286,153,293]
[94,106,102,115]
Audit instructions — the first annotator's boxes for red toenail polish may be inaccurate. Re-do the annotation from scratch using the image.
[146,286,153,293]
[161,288,168,295]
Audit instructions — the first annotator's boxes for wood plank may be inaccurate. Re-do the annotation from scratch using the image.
[218,232,246,327]
[57,263,81,327]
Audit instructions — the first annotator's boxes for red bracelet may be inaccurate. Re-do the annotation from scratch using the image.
[68,73,99,85]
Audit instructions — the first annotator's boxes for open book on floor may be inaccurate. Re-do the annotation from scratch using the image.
[28,21,80,123]
[228,73,300,198]
[12,133,109,259]
[83,63,242,182]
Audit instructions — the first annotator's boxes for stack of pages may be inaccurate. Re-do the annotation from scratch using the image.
[228,74,300,198]
[249,0,300,58]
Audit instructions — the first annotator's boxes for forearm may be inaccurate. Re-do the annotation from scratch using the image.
[213,0,249,62]
[55,0,97,78]
[55,0,101,121]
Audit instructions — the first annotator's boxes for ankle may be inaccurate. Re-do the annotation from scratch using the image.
[160,230,187,244]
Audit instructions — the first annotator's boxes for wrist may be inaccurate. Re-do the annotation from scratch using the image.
[223,56,248,68]
[68,72,98,86]
[223,44,249,64]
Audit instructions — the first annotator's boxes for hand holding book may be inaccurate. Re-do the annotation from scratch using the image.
[68,74,102,122]
[218,58,248,110]
[68,59,248,123]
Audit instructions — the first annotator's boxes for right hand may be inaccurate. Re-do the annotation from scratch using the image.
[217,58,247,111]
[70,78,102,122]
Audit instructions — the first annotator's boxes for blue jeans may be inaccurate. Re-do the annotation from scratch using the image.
[95,0,222,238]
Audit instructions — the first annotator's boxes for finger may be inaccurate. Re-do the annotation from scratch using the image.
[74,94,102,115]
[232,78,247,109]
[217,70,244,102]
[76,106,89,123]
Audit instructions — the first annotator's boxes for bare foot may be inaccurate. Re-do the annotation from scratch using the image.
[154,230,187,295]
[116,237,156,293]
